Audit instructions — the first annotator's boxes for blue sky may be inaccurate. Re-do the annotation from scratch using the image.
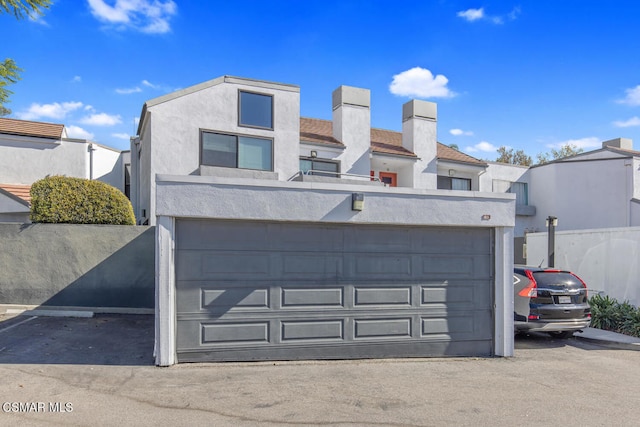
[2,1,640,157]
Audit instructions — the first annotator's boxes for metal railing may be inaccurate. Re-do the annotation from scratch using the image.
[289,170,382,182]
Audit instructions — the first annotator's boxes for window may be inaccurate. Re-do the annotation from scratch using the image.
[511,182,528,206]
[202,131,273,171]
[239,91,273,129]
[437,176,471,190]
[493,179,528,205]
[300,157,339,177]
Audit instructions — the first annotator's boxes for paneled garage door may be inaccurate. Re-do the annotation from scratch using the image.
[175,219,494,362]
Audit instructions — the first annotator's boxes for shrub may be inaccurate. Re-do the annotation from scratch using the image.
[30,176,135,225]
[589,294,640,338]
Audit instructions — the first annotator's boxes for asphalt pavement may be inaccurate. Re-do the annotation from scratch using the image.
[1,311,639,426]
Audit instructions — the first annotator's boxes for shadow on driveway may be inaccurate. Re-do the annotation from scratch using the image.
[0,313,154,366]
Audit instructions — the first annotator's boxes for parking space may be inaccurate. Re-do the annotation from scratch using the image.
[0,313,154,365]
[1,314,639,426]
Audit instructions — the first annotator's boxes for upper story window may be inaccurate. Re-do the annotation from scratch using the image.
[239,91,273,129]
[201,131,273,171]
[300,157,339,177]
[438,176,471,191]
[493,179,528,205]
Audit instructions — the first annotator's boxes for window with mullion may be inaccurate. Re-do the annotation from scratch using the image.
[299,157,339,177]
[202,131,272,171]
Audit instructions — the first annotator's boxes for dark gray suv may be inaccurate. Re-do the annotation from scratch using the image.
[514,266,591,338]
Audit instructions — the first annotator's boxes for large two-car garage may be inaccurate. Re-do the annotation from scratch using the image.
[154,177,515,365]
[175,219,494,362]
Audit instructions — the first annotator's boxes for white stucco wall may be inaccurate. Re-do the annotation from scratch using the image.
[526,227,640,307]
[403,116,437,189]
[482,162,533,236]
[0,134,87,184]
[528,158,632,232]
[0,134,125,194]
[138,77,301,225]
[91,143,124,191]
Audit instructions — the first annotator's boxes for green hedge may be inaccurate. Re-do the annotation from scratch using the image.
[589,294,640,338]
[30,176,135,225]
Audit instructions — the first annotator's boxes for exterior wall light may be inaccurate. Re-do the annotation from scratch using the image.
[448,169,456,176]
[310,150,317,158]
[352,193,364,211]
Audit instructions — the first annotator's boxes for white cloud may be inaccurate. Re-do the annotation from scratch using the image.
[458,7,520,24]
[80,113,122,126]
[450,128,474,136]
[66,125,95,140]
[142,79,159,89]
[613,117,640,127]
[546,137,601,150]
[457,8,484,22]
[72,76,82,83]
[87,0,177,34]
[465,141,498,153]
[389,67,456,98]
[617,85,640,106]
[16,101,84,120]
[112,132,132,140]
[116,86,142,94]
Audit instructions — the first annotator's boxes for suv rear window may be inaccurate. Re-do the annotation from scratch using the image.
[532,272,582,288]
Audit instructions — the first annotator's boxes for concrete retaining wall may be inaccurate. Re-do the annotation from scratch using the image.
[0,223,154,309]
[526,226,640,306]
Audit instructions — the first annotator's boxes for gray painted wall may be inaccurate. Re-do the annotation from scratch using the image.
[0,224,154,308]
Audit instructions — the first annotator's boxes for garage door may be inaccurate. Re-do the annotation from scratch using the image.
[175,219,494,362]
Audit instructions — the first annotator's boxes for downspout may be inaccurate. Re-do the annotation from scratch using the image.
[88,143,96,180]
[625,159,632,226]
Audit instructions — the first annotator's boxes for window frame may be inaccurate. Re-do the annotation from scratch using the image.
[238,89,274,130]
[200,129,274,172]
[437,175,472,191]
[299,156,340,177]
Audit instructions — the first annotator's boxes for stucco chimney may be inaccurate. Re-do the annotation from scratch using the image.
[602,137,633,150]
[402,100,438,189]
[332,86,371,176]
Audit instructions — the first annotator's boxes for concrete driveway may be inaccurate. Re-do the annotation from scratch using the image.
[1,313,639,426]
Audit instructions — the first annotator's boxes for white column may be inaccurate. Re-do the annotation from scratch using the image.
[494,226,514,357]
[155,215,176,366]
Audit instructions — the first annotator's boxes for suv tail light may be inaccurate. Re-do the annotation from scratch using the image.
[571,272,588,297]
[518,270,538,298]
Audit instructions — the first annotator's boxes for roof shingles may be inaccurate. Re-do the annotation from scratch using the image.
[300,117,484,164]
[0,184,32,205]
[0,117,64,140]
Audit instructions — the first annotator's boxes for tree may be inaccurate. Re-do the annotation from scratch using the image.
[536,144,584,164]
[0,0,50,19]
[448,143,460,151]
[495,146,533,166]
[0,0,51,116]
[0,59,22,116]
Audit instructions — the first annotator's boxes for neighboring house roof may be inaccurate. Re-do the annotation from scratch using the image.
[0,184,31,206]
[530,145,640,168]
[0,117,64,140]
[437,144,487,166]
[299,117,485,165]
[300,118,343,147]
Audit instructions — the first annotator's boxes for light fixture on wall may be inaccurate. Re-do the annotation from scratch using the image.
[310,150,317,158]
[352,193,364,211]
[448,169,456,177]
